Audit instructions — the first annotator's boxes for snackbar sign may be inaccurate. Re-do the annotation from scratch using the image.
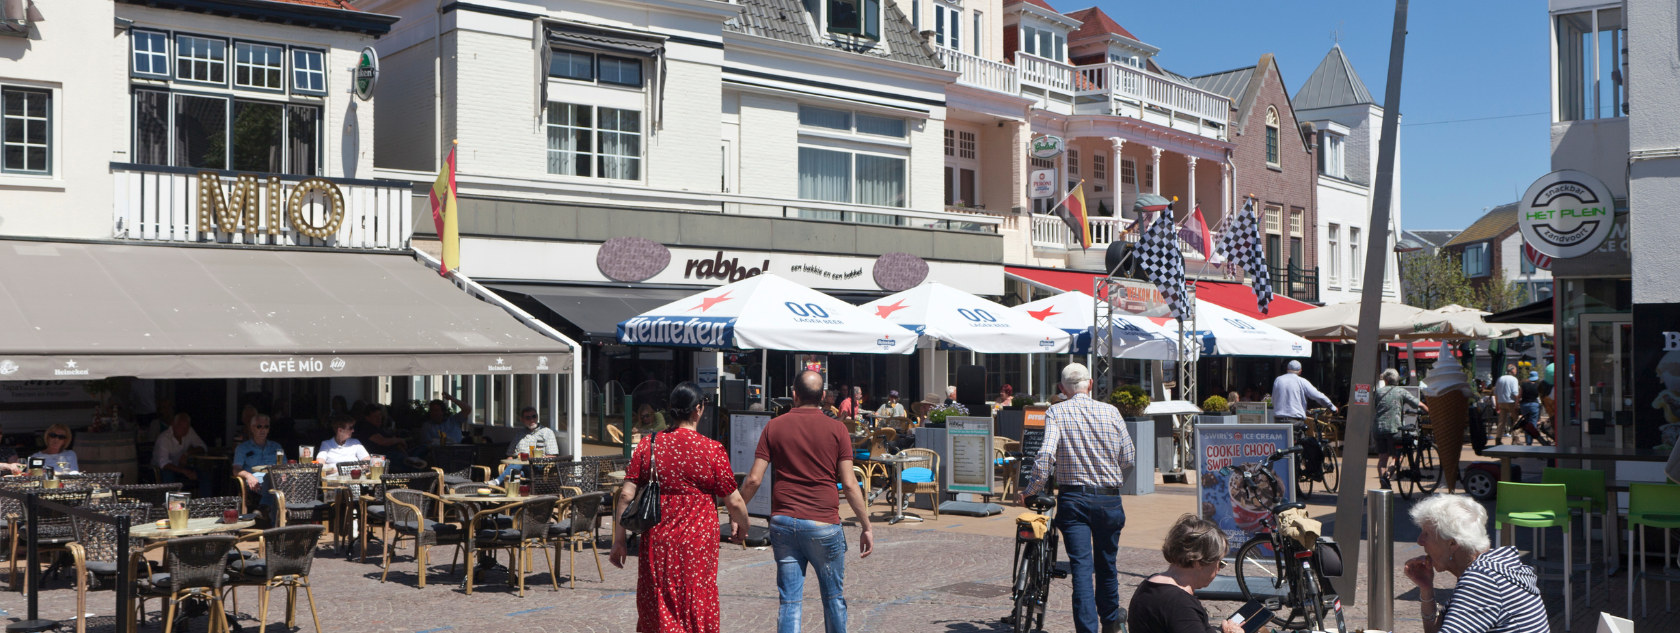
[1518,170,1617,259]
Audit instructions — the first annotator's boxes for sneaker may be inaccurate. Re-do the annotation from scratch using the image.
[1379,475,1390,490]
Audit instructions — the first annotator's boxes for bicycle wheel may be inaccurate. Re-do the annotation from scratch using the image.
[1234,538,1284,604]
[1397,446,1419,500]
[1010,547,1042,633]
[1321,441,1340,494]
[1415,441,1440,494]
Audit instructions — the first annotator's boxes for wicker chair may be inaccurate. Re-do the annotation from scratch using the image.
[361,471,441,563]
[187,496,240,519]
[896,448,941,520]
[464,495,559,597]
[547,492,609,588]
[67,501,150,633]
[60,471,121,489]
[429,444,490,488]
[260,465,329,527]
[13,487,92,594]
[111,483,182,521]
[993,436,1021,498]
[528,459,570,498]
[131,534,238,633]
[379,488,463,589]
[226,525,327,633]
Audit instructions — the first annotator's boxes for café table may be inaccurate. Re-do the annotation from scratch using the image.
[319,476,381,551]
[1482,444,1672,573]
[872,453,924,525]
[129,517,255,540]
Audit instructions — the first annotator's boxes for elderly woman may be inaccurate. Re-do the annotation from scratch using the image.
[31,423,78,474]
[1405,494,1548,633]
[1129,514,1243,633]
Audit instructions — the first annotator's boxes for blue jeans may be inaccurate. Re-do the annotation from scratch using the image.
[769,515,847,633]
[1519,402,1541,445]
[1054,491,1127,633]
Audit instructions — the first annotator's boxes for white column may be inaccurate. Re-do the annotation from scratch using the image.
[1185,155,1198,222]
[1107,137,1124,218]
[1150,146,1163,195]
[1221,162,1232,224]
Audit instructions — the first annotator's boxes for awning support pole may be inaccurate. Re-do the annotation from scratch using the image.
[762,349,769,408]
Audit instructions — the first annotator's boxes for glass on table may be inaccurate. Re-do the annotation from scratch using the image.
[165,492,191,530]
[519,484,531,496]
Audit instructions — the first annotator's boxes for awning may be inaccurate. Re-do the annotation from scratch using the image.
[1004,266,1317,319]
[1389,340,1446,360]
[0,241,571,380]
[1486,298,1552,324]
[489,284,697,340]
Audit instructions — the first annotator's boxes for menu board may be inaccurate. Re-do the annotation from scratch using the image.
[729,413,774,517]
[945,416,993,494]
[1017,426,1046,492]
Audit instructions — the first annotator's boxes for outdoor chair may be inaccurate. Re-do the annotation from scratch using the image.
[67,501,149,633]
[546,492,609,588]
[13,487,92,594]
[261,465,330,527]
[1626,482,1680,619]
[897,448,941,520]
[59,472,121,489]
[379,488,463,588]
[226,525,327,633]
[111,483,182,521]
[429,444,491,487]
[130,534,238,633]
[188,496,240,519]
[464,495,559,597]
[1495,481,1573,630]
[360,471,440,563]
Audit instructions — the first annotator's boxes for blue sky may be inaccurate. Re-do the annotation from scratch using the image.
[1087,0,1551,232]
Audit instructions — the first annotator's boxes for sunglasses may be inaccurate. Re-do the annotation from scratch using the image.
[46,433,67,440]
[521,414,538,420]
[251,426,269,430]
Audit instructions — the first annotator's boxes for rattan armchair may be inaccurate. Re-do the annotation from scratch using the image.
[67,501,149,633]
[378,488,462,588]
[59,472,121,489]
[111,483,182,521]
[546,492,608,588]
[464,495,559,597]
[226,525,327,633]
[187,496,240,519]
[897,448,941,520]
[130,534,238,633]
[260,465,330,527]
[12,487,92,594]
[428,444,490,488]
[361,471,441,563]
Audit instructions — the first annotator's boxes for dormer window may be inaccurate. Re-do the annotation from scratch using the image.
[1020,25,1063,62]
[1320,131,1344,179]
[816,0,882,41]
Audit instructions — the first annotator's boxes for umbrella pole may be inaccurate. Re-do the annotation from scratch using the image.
[761,349,769,408]
[1407,341,1416,384]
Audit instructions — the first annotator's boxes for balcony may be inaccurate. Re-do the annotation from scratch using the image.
[111,163,413,249]
[1015,53,1230,140]
[1030,213,1211,258]
[1269,264,1320,303]
[938,49,1019,95]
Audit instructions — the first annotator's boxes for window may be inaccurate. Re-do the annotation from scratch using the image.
[292,49,326,94]
[2,87,50,175]
[823,0,882,40]
[1264,107,1280,166]
[945,127,978,207]
[1120,159,1136,187]
[545,102,642,180]
[1067,149,1079,178]
[1289,209,1302,237]
[935,3,959,50]
[1264,204,1282,269]
[911,0,919,30]
[1461,242,1491,277]
[549,50,594,82]
[1264,205,1281,234]
[958,130,975,159]
[1093,153,1107,181]
[1321,132,1344,179]
[598,56,643,86]
[1021,26,1037,56]
[1327,224,1340,283]
[1555,8,1624,121]
[943,128,955,157]
[233,43,285,91]
[176,35,227,84]
[973,12,983,56]
[799,105,905,138]
[175,94,227,168]
[132,90,320,174]
[231,100,283,171]
[1350,227,1363,283]
[944,166,975,207]
[800,147,906,208]
[1053,34,1064,62]
[800,105,851,131]
[133,30,170,78]
[1143,162,1154,190]
[856,113,906,138]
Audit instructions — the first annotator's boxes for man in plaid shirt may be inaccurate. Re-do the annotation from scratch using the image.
[1021,363,1136,633]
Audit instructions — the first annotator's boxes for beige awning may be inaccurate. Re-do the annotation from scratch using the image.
[0,241,571,380]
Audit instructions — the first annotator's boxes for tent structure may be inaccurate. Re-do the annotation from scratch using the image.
[614,273,917,354]
[861,282,1072,353]
[1011,291,1179,360]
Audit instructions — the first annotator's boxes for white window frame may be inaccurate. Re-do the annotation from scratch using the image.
[1461,242,1491,278]
[290,48,327,96]
[233,41,287,92]
[1,84,53,177]
[973,11,983,56]
[1120,158,1136,188]
[1327,224,1340,284]
[1350,226,1363,286]
[545,101,644,182]
[131,89,324,175]
[944,123,979,208]
[1092,152,1107,182]
[1321,131,1345,179]
[1021,25,1037,57]
[1067,148,1080,179]
[174,34,228,86]
[935,2,960,51]
[817,0,884,41]
[131,29,171,79]
[797,104,907,139]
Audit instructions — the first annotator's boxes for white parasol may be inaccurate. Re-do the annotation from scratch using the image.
[862,282,1072,353]
[615,273,917,353]
[1010,291,1179,360]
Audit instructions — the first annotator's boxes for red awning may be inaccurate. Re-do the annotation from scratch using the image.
[1389,340,1447,359]
[1004,266,1316,320]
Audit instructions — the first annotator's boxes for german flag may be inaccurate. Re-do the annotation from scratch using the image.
[1056,181,1091,250]
[429,142,460,277]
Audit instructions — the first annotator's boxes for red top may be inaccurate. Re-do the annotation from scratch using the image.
[754,407,851,524]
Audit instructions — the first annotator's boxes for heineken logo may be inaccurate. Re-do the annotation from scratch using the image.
[1518,170,1616,259]
[353,47,379,101]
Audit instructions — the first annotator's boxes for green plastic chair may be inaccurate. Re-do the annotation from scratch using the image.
[1543,467,1607,595]
[1626,483,1680,619]
[1495,481,1572,630]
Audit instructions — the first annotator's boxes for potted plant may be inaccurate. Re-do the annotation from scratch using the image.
[926,402,968,428]
[1010,395,1036,409]
[1108,384,1151,420]
[1197,395,1239,425]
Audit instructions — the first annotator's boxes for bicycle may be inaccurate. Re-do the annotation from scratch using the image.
[1004,488,1062,633]
[1294,408,1340,497]
[1232,447,1346,632]
[1392,423,1440,500]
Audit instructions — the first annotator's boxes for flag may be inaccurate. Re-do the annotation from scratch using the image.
[429,144,460,277]
[1054,181,1092,250]
[1178,203,1216,261]
[1216,198,1273,314]
[1136,200,1189,320]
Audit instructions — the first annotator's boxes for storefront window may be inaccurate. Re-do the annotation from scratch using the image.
[1556,277,1631,445]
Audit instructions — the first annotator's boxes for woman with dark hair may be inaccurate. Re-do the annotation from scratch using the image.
[612,382,749,633]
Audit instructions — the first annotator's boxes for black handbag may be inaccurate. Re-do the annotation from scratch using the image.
[619,432,662,535]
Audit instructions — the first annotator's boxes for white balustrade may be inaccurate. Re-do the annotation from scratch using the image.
[1016,53,1075,93]
[111,164,413,250]
[1074,63,1231,128]
[939,49,1019,95]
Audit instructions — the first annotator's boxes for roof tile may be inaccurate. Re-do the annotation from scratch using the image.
[1442,203,1520,247]
[1064,7,1136,42]
[725,0,939,68]
[1293,45,1374,110]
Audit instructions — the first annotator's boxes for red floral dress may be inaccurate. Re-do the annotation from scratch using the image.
[625,427,738,633]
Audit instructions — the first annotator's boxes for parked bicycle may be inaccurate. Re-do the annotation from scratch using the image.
[1294,408,1340,497]
[1232,447,1346,632]
[1004,482,1062,633]
[1392,423,1440,500]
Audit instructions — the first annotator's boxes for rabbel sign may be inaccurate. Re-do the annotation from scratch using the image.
[1518,170,1617,259]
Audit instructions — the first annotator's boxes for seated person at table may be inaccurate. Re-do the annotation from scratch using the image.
[421,394,472,445]
[634,403,667,435]
[32,423,79,475]
[354,404,413,467]
[875,390,907,419]
[493,407,559,484]
[0,421,22,476]
[319,414,371,468]
[233,414,285,492]
[1129,514,1243,633]
[154,413,212,496]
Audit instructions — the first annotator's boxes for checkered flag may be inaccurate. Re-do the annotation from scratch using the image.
[1216,198,1274,314]
[1136,202,1190,320]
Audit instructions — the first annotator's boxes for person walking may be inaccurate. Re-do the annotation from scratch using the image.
[610,382,750,633]
[1374,369,1428,490]
[1020,363,1136,633]
[1517,371,1546,445]
[1492,365,1520,444]
[1271,360,1337,427]
[740,370,873,633]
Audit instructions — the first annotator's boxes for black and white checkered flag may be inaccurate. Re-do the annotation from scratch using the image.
[1216,198,1273,314]
[1137,202,1189,320]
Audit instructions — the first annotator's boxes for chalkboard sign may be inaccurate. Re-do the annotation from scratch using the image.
[1017,426,1046,492]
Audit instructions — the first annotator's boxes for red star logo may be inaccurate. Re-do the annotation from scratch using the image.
[874,300,909,319]
[1147,317,1174,326]
[1027,305,1061,321]
[690,291,733,312]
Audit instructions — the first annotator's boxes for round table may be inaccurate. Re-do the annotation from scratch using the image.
[443,492,536,503]
[129,517,255,540]
[872,453,925,525]
[320,477,381,489]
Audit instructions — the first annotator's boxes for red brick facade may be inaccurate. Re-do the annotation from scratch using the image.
[1228,56,1317,280]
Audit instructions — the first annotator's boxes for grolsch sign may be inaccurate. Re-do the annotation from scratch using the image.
[686,251,769,283]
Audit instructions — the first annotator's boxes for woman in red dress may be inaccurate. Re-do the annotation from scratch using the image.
[611,382,750,633]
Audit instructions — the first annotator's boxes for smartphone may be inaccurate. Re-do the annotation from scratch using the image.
[1228,599,1274,633]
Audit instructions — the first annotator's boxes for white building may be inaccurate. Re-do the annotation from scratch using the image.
[1292,45,1400,305]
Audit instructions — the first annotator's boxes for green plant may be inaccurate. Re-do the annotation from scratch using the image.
[928,402,968,424]
[1200,395,1230,414]
[1011,395,1036,408]
[1108,384,1150,418]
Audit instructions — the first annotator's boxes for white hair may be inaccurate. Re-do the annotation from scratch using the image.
[1287,360,1302,372]
[1061,363,1092,393]
[1409,493,1490,555]
[1381,368,1400,385]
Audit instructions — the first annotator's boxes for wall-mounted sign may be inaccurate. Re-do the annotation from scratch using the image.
[197,173,345,238]
[354,47,379,101]
[873,252,928,291]
[1029,169,1057,199]
[596,236,672,282]
[686,251,770,283]
[1518,169,1616,259]
[1030,135,1064,159]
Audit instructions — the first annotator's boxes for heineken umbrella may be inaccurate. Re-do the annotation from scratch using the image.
[1158,300,1313,357]
[615,273,917,353]
[1011,291,1178,359]
[862,282,1072,353]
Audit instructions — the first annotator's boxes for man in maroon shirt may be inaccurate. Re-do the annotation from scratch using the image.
[740,370,873,633]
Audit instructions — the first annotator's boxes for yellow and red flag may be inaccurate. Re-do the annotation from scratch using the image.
[1055,181,1092,250]
[429,143,460,276]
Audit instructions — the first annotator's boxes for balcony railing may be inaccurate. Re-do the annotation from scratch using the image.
[938,49,1018,95]
[1016,52,1077,93]
[1030,213,1212,258]
[111,163,413,249]
[1077,63,1231,125]
[1269,264,1320,303]
[1014,53,1230,137]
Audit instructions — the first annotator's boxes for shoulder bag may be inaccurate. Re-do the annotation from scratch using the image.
[619,431,662,534]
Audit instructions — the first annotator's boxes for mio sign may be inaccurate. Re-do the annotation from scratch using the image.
[1518,170,1616,259]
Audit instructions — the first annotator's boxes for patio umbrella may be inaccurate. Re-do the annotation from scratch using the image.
[1157,300,1313,357]
[615,273,917,353]
[1400,304,1505,340]
[861,282,1072,353]
[1010,291,1179,359]
[1263,301,1429,340]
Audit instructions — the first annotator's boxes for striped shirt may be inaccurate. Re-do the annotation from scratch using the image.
[1022,392,1135,496]
[1437,546,1549,633]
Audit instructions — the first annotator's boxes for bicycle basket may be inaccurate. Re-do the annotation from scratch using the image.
[1015,512,1050,541]
[1316,537,1344,577]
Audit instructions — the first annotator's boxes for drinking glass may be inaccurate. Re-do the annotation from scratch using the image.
[518,451,529,461]
[165,492,190,530]
[350,468,362,480]
[369,457,385,479]
[222,509,239,523]
[299,446,314,462]
[518,484,531,496]
[531,445,545,460]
